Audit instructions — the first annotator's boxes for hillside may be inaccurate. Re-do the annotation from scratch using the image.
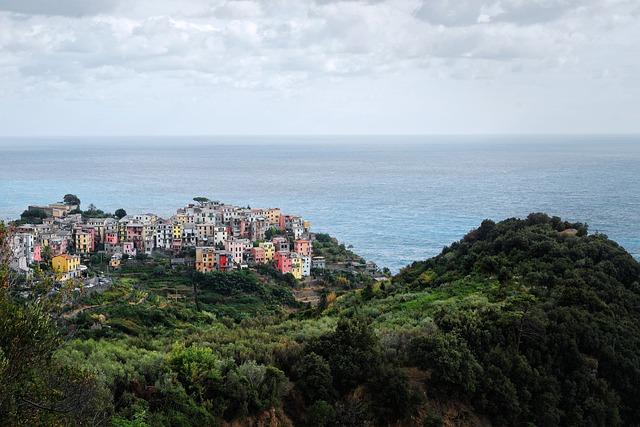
[2,214,640,426]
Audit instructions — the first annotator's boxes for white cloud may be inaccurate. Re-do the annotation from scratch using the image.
[0,0,638,134]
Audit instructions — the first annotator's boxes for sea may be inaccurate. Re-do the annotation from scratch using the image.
[1,135,638,272]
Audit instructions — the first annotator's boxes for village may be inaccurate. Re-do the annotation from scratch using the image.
[8,196,336,283]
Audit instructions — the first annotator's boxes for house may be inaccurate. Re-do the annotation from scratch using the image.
[10,233,35,272]
[294,239,312,257]
[274,250,292,274]
[290,253,303,279]
[105,231,119,249]
[224,238,251,265]
[216,251,233,272]
[182,223,197,247]
[302,256,311,277]
[51,254,81,281]
[259,241,275,261]
[272,236,289,252]
[74,230,93,254]
[213,226,228,245]
[249,247,266,265]
[195,247,216,273]
[122,241,136,257]
[126,223,144,251]
[312,256,326,270]
[155,220,172,250]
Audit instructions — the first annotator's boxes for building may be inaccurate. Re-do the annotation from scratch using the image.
[302,255,311,277]
[122,242,136,257]
[51,254,81,281]
[126,223,144,251]
[294,239,312,257]
[291,253,303,279]
[195,247,216,273]
[274,250,292,274]
[155,220,172,250]
[272,236,289,252]
[224,238,251,265]
[213,226,228,245]
[74,230,93,254]
[249,247,266,265]
[312,256,326,270]
[259,241,275,262]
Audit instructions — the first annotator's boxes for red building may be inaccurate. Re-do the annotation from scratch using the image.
[274,250,292,274]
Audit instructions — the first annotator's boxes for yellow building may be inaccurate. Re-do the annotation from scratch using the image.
[263,208,281,226]
[52,254,81,281]
[259,241,275,262]
[291,254,303,280]
[75,231,92,254]
[195,247,216,273]
[172,222,183,241]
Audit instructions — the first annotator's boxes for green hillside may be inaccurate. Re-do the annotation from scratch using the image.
[2,214,640,426]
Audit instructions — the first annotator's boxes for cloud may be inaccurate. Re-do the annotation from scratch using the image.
[413,0,593,26]
[0,0,119,16]
[0,0,638,96]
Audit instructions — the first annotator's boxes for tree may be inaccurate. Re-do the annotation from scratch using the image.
[115,209,127,219]
[307,317,382,394]
[293,353,335,403]
[63,194,80,206]
[0,223,108,424]
[193,197,209,206]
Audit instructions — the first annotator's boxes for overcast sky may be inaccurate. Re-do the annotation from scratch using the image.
[0,0,638,136]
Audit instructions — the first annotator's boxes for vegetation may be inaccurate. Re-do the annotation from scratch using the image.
[1,214,639,426]
[312,233,365,265]
[63,194,81,206]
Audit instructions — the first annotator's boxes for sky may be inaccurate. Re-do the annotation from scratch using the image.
[0,0,638,136]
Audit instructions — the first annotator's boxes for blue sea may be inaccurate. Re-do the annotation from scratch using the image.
[1,135,638,271]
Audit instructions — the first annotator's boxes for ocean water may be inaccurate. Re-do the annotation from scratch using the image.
[1,135,638,271]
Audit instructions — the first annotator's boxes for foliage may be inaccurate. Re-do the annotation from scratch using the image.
[3,215,640,426]
[115,208,127,219]
[63,194,81,206]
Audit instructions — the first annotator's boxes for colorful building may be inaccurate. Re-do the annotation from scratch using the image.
[195,247,216,273]
[250,247,266,265]
[74,230,93,254]
[291,253,303,279]
[274,251,292,274]
[294,239,312,257]
[259,241,275,261]
[51,254,81,281]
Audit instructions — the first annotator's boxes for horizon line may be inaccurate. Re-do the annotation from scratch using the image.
[0,132,639,139]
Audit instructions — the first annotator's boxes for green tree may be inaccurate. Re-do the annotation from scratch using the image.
[193,197,209,205]
[307,317,382,394]
[115,208,127,219]
[293,352,335,403]
[63,194,80,206]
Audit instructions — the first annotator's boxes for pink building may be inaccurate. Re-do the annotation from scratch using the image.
[250,247,266,265]
[294,239,311,257]
[274,251,292,274]
[224,238,251,265]
[33,245,42,262]
[126,224,144,250]
[122,242,137,257]
[105,232,119,246]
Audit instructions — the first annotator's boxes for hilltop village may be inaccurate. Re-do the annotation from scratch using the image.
[8,196,347,282]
